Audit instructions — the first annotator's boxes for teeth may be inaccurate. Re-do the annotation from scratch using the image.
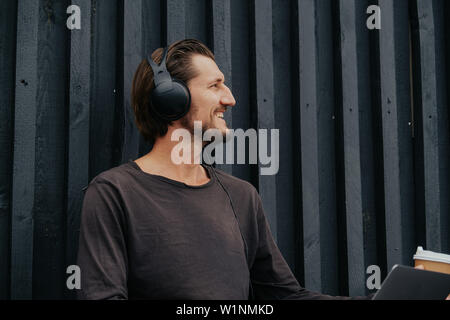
[215,113,224,118]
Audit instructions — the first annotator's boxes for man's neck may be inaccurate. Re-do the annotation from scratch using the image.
[135,128,210,186]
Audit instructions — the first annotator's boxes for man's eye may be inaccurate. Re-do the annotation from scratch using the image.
[210,83,218,88]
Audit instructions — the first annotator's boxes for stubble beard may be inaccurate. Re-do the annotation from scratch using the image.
[179,110,228,146]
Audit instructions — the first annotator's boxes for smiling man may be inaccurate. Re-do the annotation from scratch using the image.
[76,39,370,300]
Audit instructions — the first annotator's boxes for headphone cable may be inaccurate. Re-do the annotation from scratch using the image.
[209,164,255,300]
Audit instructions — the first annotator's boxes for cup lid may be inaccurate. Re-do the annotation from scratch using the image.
[413,246,450,264]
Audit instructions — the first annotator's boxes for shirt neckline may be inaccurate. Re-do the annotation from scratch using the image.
[127,160,216,189]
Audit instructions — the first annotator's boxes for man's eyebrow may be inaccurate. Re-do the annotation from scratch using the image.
[208,76,225,84]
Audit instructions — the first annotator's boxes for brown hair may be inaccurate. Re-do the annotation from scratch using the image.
[131,39,215,145]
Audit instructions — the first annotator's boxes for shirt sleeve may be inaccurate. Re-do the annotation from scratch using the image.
[249,196,372,300]
[76,180,129,300]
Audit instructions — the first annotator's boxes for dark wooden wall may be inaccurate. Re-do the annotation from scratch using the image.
[1,0,449,299]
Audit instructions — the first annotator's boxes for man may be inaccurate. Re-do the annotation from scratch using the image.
[76,39,438,300]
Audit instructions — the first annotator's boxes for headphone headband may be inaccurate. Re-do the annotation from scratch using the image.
[146,46,191,121]
[148,47,171,87]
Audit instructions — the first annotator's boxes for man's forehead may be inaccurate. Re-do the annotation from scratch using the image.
[190,54,224,82]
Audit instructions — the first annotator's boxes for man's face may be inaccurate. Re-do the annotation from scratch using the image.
[180,54,236,138]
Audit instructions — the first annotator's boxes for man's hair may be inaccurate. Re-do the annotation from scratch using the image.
[131,39,215,145]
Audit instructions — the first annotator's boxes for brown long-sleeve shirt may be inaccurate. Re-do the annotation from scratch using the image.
[76,160,370,300]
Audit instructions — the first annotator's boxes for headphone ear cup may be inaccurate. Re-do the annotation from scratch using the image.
[150,79,191,121]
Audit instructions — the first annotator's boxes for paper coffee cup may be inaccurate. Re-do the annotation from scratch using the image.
[413,246,450,274]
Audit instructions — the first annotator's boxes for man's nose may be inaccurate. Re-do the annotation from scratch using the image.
[221,85,236,107]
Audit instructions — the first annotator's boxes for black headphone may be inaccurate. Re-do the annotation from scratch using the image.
[146,47,191,121]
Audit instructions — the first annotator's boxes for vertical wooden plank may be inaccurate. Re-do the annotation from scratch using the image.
[378,0,416,270]
[298,0,339,295]
[297,0,321,292]
[230,0,253,184]
[252,0,277,242]
[349,0,382,294]
[89,0,122,179]
[11,0,40,300]
[121,0,142,163]
[337,0,366,296]
[412,0,449,252]
[445,0,450,255]
[409,0,426,254]
[66,0,91,298]
[272,0,296,272]
[139,0,162,156]
[361,1,383,287]
[315,0,339,296]
[142,0,162,53]
[290,0,305,285]
[166,0,185,45]
[0,0,18,300]
[360,0,384,291]
[211,0,233,174]
[433,0,450,253]
[185,0,208,44]
[32,0,69,299]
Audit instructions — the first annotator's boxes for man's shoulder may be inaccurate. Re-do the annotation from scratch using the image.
[86,162,135,190]
[211,166,259,197]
